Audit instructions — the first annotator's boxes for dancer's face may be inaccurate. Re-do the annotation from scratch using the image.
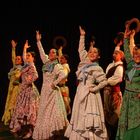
[133,48,140,64]
[15,56,22,65]
[49,49,58,61]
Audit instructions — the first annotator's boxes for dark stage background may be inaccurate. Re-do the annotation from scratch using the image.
[0,4,139,119]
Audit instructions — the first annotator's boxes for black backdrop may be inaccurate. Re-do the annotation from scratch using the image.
[0,4,139,118]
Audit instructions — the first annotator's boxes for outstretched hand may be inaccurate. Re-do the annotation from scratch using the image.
[24,40,30,49]
[11,40,17,48]
[36,30,42,41]
[79,26,85,36]
[124,24,132,38]
[130,30,135,38]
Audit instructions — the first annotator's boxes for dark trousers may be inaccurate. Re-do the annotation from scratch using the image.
[106,121,118,140]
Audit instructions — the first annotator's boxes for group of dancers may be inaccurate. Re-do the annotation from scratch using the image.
[1,18,140,140]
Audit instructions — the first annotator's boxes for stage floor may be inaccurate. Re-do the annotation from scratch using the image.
[0,121,32,140]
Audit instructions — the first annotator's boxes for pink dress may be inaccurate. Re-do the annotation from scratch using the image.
[10,63,40,131]
[32,41,69,140]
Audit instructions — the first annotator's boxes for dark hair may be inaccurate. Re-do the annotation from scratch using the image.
[90,35,96,43]
[29,51,36,62]
[135,43,140,49]
[89,46,101,57]
[97,47,101,56]
[30,51,36,57]
[114,32,124,45]
[50,48,59,56]
[63,54,69,62]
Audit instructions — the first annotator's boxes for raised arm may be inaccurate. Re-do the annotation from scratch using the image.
[129,30,135,56]
[23,40,30,63]
[123,24,134,63]
[11,40,17,66]
[58,46,63,62]
[78,26,88,61]
[36,30,49,64]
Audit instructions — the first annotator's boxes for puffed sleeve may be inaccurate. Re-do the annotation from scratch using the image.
[25,65,38,84]
[53,64,67,86]
[90,67,107,93]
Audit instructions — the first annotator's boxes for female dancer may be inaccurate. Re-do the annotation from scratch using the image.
[65,26,108,140]
[2,40,22,125]
[10,40,40,139]
[32,31,69,140]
